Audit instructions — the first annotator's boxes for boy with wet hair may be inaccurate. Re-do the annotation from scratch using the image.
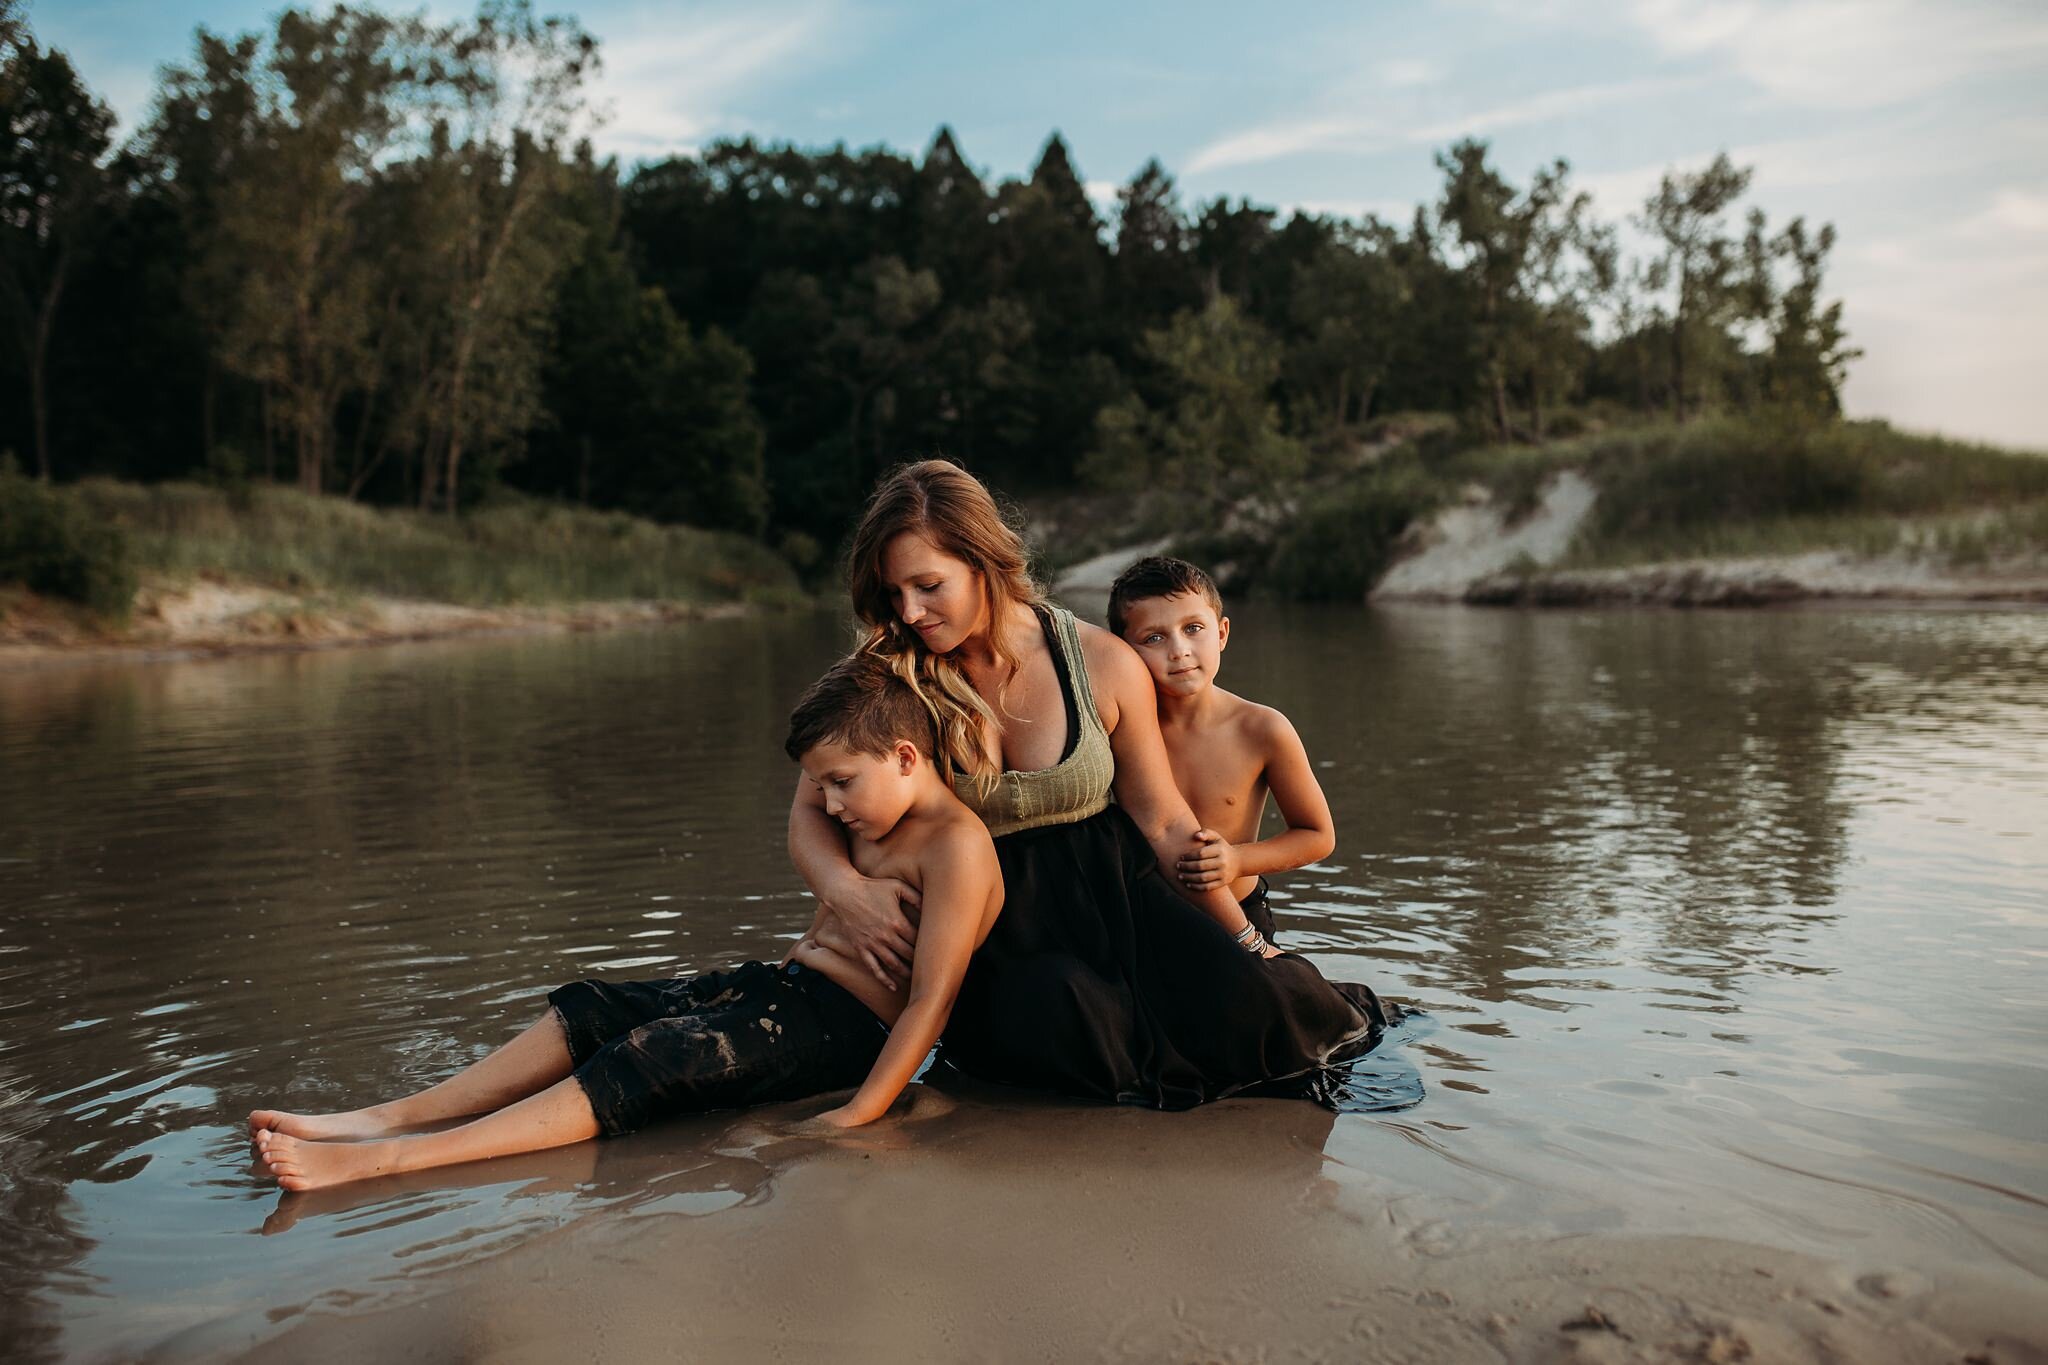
[1106,556,1336,949]
[253,652,1001,1191]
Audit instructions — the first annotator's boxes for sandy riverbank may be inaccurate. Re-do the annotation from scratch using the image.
[130,1086,2045,1365]
[0,579,769,670]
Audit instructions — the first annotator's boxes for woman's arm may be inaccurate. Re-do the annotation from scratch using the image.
[1084,629,1271,944]
[787,774,920,989]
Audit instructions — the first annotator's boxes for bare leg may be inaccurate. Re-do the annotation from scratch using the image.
[256,1077,601,1191]
[250,1011,576,1140]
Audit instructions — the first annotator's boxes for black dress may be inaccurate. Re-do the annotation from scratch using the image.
[937,607,1396,1109]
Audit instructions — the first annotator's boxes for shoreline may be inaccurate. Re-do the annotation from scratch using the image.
[1452,552,2048,608]
[130,1091,2046,1365]
[0,579,784,671]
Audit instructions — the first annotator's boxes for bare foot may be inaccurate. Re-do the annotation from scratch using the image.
[248,1108,401,1141]
[255,1131,401,1192]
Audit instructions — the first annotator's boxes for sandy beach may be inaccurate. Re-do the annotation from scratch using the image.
[155,1086,2046,1365]
[0,579,763,671]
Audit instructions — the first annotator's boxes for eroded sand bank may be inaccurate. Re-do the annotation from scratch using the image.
[152,1085,2045,1365]
[0,580,758,670]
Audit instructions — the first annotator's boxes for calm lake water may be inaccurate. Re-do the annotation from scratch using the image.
[2,604,2044,1358]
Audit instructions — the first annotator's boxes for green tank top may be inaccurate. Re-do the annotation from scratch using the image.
[949,605,1115,837]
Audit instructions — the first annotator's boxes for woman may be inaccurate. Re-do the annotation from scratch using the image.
[789,460,1392,1109]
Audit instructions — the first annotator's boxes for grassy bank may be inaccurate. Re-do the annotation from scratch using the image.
[1552,418,2048,568]
[1050,416,2048,601]
[1,475,804,622]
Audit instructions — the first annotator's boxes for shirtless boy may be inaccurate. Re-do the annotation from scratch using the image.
[250,651,1001,1191]
[1107,556,1336,949]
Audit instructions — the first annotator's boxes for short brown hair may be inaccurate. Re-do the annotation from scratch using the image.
[784,650,938,763]
[1107,556,1223,637]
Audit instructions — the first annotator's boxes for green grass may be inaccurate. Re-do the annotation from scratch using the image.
[1399,415,2048,572]
[55,480,802,609]
[0,467,138,617]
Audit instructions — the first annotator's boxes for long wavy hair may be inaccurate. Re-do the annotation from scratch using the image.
[846,459,1045,794]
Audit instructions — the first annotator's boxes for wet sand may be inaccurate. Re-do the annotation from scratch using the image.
[148,1087,2046,1365]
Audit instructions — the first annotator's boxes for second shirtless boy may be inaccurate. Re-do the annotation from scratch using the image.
[1108,556,1336,949]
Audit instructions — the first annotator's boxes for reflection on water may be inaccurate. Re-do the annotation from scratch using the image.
[2,605,2044,1356]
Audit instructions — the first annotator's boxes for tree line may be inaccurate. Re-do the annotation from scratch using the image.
[1,0,1857,556]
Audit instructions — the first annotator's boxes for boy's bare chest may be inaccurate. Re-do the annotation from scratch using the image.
[847,831,922,892]
[1167,738,1268,842]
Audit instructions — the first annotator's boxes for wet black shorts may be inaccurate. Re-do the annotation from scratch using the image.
[549,960,889,1137]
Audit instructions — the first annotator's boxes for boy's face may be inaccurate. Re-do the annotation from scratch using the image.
[799,737,922,840]
[1118,591,1229,700]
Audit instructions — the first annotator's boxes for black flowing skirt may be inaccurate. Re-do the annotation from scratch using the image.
[939,805,1397,1110]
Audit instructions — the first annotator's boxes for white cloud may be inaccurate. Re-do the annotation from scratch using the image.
[1084,179,1121,209]
[1186,76,1686,174]
[1558,0,2048,109]
[1375,58,1443,89]
[1640,0,2048,107]
[586,2,848,160]
[1956,187,2048,239]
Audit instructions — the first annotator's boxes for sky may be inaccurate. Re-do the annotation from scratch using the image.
[33,0,2048,450]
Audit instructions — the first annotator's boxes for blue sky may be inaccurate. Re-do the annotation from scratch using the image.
[34,0,2048,449]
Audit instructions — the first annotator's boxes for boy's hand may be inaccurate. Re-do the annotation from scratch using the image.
[1176,829,1241,891]
[793,1105,869,1134]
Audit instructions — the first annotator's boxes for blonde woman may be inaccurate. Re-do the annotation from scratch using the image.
[787,460,1392,1108]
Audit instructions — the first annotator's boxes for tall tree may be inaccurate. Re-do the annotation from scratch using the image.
[1084,296,1302,506]
[0,16,113,479]
[1284,219,1407,435]
[910,126,993,302]
[184,6,437,495]
[1744,212,1857,416]
[412,0,599,511]
[134,28,267,472]
[1111,159,1200,342]
[1639,152,1752,422]
[1434,139,1566,440]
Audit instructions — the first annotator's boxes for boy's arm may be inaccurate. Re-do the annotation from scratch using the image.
[1088,630,1274,946]
[1178,711,1336,889]
[815,834,998,1128]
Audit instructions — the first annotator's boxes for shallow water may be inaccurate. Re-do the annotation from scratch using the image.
[1,604,2044,1358]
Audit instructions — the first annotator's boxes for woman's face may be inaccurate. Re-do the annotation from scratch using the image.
[880,532,986,654]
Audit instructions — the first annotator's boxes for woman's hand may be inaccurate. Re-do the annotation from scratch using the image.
[1176,829,1242,892]
[812,871,920,990]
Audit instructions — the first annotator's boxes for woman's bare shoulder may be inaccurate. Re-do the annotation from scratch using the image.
[1074,617,1147,685]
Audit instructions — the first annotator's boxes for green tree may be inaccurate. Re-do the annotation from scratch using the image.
[0,15,113,479]
[412,0,599,512]
[1743,213,1857,417]
[526,155,767,532]
[1084,296,1302,505]
[192,6,438,495]
[1639,152,1752,422]
[1111,159,1201,341]
[1434,139,1572,440]
[1284,218,1407,435]
[1512,176,1613,438]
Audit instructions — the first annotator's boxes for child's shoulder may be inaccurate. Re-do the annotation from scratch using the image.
[1216,689,1304,752]
[906,795,999,867]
